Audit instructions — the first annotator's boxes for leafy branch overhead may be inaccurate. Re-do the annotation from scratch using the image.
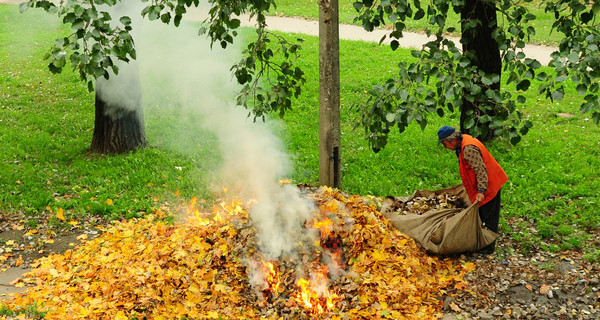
[20,0,136,92]
[20,0,306,119]
[352,0,600,151]
[20,0,600,151]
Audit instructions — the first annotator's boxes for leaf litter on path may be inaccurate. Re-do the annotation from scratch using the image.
[1,186,474,319]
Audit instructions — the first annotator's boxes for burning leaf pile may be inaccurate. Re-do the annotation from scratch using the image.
[2,186,474,319]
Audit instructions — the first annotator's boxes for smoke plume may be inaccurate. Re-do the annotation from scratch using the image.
[102,2,315,259]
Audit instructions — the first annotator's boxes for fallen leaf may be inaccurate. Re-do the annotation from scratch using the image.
[14,255,23,267]
[540,284,551,295]
[56,208,66,221]
[454,281,468,290]
[450,302,462,312]
[24,229,38,236]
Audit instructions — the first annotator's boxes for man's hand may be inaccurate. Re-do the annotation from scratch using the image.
[476,192,485,202]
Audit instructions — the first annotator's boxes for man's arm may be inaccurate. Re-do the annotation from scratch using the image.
[463,145,488,199]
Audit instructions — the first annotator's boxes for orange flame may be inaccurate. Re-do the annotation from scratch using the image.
[261,261,281,295]
[312,218,333,229]
[185,196,252,226]
[295,268,338,316]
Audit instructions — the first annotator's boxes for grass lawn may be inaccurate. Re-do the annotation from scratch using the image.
[1,3,599,260]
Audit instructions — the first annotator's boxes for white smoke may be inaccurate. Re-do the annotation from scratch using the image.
[95,2,145,119]
[100,2,315,258]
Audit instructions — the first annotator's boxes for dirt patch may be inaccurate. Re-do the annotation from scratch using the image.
[443,235,600,319]
[1,210,106,270]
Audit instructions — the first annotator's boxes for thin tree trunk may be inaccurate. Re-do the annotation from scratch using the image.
[318,0,341,188]
[460,0,501,141]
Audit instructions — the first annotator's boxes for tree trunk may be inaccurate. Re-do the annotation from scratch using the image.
[91,68,146,154]
[460,0,501,141]
[318,0,341,188]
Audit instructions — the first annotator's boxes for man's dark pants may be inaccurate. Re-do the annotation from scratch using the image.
[478,188,502,253]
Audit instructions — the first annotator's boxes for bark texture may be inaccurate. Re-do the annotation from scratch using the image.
[318,0,341,188]
[460,0,501,141]
[91,87,146,154]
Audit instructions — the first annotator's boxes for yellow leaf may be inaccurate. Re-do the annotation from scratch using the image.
[56,208,66,221]
[219,244,229,255]
[15,255,23,267]
[214,284,227,293]
[188,283,200,294]
[49,269,59,277]
[462,261,476,272]
[76,234,88,241]
[372,249,386,262]
[105,199,113,205]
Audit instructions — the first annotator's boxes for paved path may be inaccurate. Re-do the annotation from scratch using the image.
[0,267,30,301]
[2,0,555,64]
[186,9,556,65]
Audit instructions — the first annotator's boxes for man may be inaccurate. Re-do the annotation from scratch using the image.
[437,125,508,254]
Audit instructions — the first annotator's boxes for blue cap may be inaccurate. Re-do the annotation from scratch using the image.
[437,126,455,145]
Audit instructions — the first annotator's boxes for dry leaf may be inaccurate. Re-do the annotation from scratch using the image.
[450,302,462,312]
[0,188,474,320]
[539,284,551,295]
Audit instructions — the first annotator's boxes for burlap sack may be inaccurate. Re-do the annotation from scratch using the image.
[381,184,497,255]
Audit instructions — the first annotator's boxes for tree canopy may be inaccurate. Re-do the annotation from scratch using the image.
[21,0,305,121]
[352,0,600,149]
[21,0,600,151]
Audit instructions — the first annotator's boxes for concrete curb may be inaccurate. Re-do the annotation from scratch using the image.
[0,267,31,301]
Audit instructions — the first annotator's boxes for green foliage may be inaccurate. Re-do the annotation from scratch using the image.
[542,0,600,125]
[233,31,306,120]
[22,0,306,122]
[0,302,46,319]
[351,0,600,151]
[20,0,136,91]
[583,245,600,263]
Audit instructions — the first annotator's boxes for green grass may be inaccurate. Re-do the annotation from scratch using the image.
[0,6,213,227]
[1,3,599,256]
[270,0,559,45]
